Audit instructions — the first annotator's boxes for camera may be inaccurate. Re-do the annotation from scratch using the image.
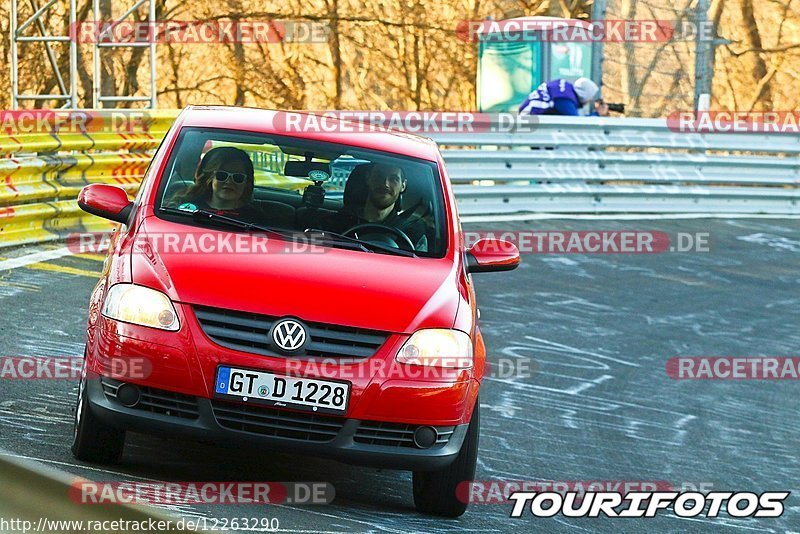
[596,99,625,114]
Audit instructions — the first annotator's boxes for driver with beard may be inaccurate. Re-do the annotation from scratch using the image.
[324,163,428,252]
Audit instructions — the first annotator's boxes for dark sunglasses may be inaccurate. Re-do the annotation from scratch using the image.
[212,170,248,184]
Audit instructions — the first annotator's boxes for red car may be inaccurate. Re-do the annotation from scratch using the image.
[71,106,519,516]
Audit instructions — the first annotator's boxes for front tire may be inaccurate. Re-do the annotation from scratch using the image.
[71,375,125,463]
[412,398,480,517]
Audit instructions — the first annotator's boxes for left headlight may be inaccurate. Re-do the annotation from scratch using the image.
[101,284,180,331]
[395,329,473,368]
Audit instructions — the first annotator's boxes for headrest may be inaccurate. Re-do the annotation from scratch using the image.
[343,163,374,211]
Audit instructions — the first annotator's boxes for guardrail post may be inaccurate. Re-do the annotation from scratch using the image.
[590,0,607,91]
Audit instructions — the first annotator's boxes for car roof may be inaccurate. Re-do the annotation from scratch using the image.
[177,106,441,162]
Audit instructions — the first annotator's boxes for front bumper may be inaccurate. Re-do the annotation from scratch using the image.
[86,376,468,471]
[87,306,478,426]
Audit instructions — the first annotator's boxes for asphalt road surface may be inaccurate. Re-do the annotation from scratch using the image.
[0,218,798,533]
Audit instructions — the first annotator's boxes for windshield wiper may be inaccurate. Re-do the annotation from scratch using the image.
[159,206,295,240]
[304,228,416,258]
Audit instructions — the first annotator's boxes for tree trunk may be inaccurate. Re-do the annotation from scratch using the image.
[98,0,116,107]
[740,0,771,109]
[328,0,342,109]
[619,0,637,114]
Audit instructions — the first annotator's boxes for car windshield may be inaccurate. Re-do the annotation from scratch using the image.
[155,127,447,258]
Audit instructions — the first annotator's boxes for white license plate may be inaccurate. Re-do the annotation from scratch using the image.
[214,366,349,414]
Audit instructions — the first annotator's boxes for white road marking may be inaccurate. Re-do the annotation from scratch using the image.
[0,246,74,272]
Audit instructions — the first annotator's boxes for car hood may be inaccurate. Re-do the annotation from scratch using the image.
[129,217,459,333]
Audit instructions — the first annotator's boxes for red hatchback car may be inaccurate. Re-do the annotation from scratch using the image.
[71,106,519,516]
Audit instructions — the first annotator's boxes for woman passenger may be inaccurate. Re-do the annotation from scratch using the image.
[170,146,263,222]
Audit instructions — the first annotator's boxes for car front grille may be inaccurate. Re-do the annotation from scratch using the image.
[101,377,200,419]
[211,400,346,442]
[354,421,455,448]
[193,305,388,359]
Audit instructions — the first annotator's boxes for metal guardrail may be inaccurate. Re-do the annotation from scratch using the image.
[0,451,201,532]
[432,117,800,153]
[430,116,799,215]
[442,151,800,186]
[0,112,798,248]
[0,111,177,247]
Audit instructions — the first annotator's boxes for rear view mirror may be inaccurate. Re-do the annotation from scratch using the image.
[77,184,133,224]
[284,160,330,181]
[466,238,520,273]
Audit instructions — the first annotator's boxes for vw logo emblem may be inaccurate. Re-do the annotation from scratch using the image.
[272,319,307,353]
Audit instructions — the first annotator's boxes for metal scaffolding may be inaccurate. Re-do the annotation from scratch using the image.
[10,0,78,108]
[92,0,157,108]
[10,0,157,109]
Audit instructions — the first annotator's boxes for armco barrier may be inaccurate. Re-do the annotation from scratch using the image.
[430,116,800,215]
[0,153,148,205]
[0,451,201,532]
[0,110,176,156]
[0,111,798,249]
[0,110,179,247]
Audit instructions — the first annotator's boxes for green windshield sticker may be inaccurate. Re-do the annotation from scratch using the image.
[308,170,330,181]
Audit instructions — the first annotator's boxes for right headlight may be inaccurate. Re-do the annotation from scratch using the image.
[101,284,180,331]
[395,329,473,368]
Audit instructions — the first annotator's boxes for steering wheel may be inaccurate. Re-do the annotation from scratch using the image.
[343,223,416,251]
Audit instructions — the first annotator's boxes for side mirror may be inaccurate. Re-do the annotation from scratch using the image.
[77,184,133,224]
[466,238,520,273]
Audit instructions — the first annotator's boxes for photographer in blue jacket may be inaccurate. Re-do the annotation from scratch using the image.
[518,77,599,116]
